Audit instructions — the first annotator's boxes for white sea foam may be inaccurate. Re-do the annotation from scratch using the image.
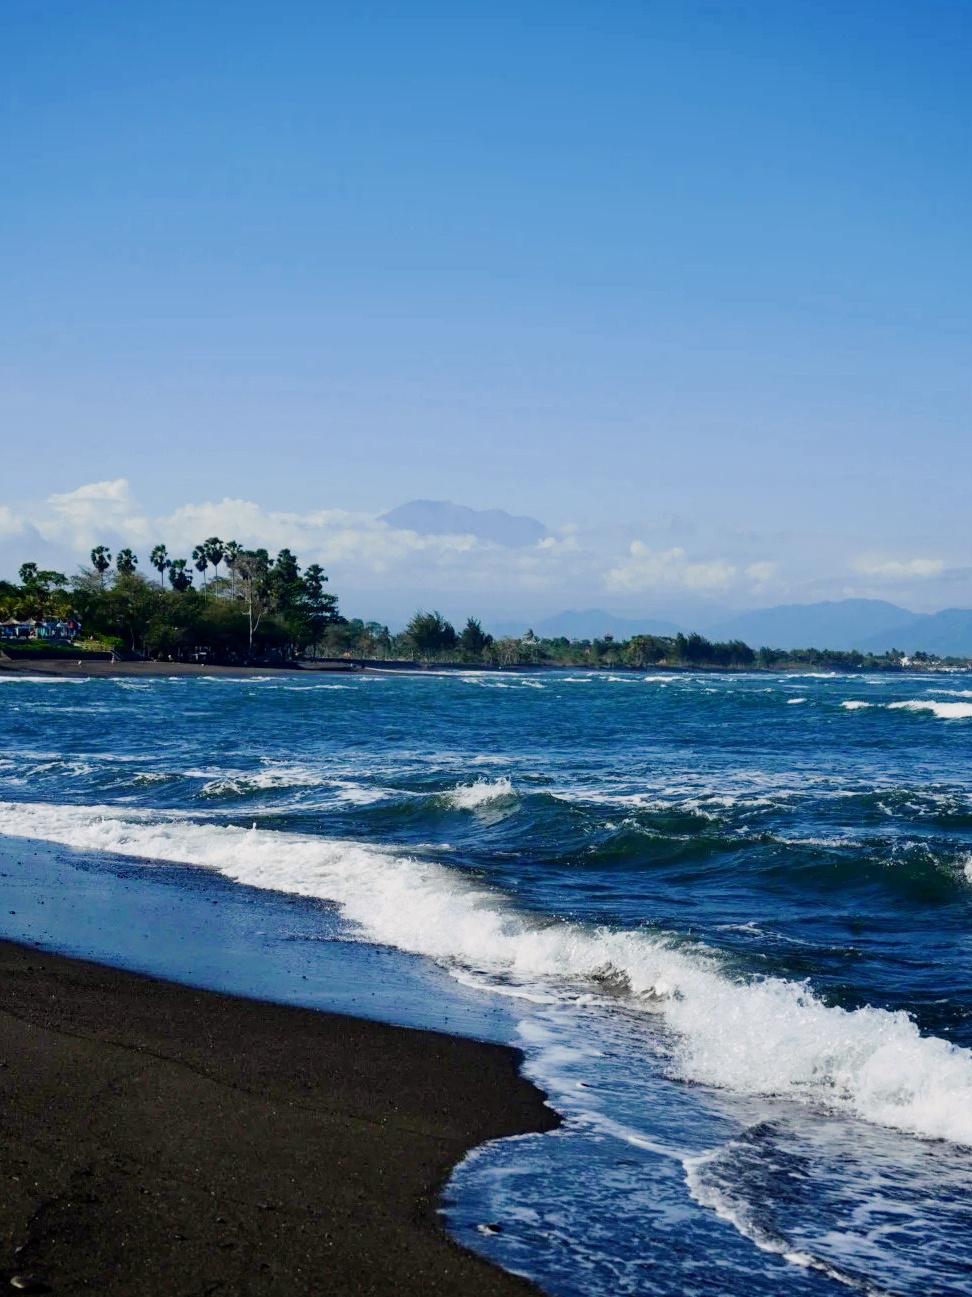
[2,799,972,1147]
[446,777,515,809]
[842,698,972,720]
[196,674,277,683]
[0,675,90,684]
[787,698,807,705]
[197,764,327,797]
[683,1147,885,1293]
[889,700,972,721]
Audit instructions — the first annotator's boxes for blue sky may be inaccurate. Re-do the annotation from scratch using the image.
[3,0,970,620]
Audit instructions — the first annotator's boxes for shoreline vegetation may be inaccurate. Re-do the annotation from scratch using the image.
[0,938,558,1297]
[3,544,970,674]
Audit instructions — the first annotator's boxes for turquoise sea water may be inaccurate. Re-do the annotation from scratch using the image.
[1,668,972,1295]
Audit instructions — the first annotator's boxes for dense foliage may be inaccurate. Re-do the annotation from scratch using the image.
[0,543,342,662]
[1,547,966,670]
[325,617,948,671]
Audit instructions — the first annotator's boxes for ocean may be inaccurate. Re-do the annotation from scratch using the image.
[1,667,971,1296]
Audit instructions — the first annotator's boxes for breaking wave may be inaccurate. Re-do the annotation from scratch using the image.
[2,799,972,1147]
[444,777,516,809]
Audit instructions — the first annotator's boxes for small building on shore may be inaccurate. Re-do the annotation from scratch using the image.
[0,616,82,642]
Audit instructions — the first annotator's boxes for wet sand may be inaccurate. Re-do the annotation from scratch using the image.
[0,940,559,1295]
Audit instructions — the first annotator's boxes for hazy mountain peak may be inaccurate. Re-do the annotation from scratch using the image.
[380,500,547,548]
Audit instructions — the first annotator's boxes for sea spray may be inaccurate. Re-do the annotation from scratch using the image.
[3,798,972,1147]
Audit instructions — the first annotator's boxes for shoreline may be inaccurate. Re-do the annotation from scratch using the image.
[2,654,960,681]
[0,656,343,679]
[0,938,560,1295]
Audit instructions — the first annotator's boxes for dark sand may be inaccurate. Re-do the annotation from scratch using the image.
[0,657,350,679]
[0,940,559,1295]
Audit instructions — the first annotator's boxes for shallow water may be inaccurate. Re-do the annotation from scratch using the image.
[1,668,971,1295]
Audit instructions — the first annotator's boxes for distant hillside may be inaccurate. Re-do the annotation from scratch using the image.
[857,608,972,656]
[703,599,918,651]
[477,598,972,655]
[381,500,547,547]
[494,609,682,640]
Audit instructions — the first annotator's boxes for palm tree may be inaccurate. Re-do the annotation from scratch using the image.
[223,541,242,597]
[192,544,209,591]
[204,536,225,593]
[150,544,170,589]
[116,548,138,576]
[90,545,112,589]
[168,559,192,592]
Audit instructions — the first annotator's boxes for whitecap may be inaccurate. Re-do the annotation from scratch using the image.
[445,777,516,809]
[3,800,972,1147]
[889,700,972,721]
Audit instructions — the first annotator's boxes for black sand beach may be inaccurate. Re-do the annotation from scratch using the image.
[0,657,343,680]
[0,940,559,1295]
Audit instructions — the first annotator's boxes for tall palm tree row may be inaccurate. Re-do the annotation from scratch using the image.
[86,538,255,599]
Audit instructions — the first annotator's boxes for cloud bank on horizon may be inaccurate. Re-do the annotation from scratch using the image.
[0,478,962,623]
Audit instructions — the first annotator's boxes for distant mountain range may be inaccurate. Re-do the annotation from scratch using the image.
[702,600,911,651]
[492,609,683,640]
[491,600,972,656]
[381,500,548,547]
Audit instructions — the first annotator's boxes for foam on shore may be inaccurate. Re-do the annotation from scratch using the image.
[2,799,972,1147]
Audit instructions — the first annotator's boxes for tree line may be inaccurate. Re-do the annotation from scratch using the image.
[0,547,960,669]
[1,541,341,662]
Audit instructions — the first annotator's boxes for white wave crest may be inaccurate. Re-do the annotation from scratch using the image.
[445,777,515,809]
[0,675,90,684]
[889,700,972,721]
[197,765,326,797]
[842,698,972,720]
[1,799,972,1147]
[787,698,807,705]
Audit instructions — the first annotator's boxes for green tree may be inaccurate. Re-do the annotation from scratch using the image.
[192,544,209,591]
[90,545,112,589]
[299,563,342,650]
[234,548,272,654]
[168,558,193,592]
[223,540,242,597]
[116,548,138,576]
[405,610,457,659]
[150,544,170,589]
[204,537,225,591]
[459,617,492,658]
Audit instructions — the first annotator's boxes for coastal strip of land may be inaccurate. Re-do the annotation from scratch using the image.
[0,939,559,1296]
[0,656,346,678]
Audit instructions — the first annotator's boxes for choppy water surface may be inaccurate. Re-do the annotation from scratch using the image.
[1,668,972,1295]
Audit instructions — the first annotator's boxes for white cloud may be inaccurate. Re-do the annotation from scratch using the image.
[0,506,24,539]
[605,542,737,593]
[3,480,599,601]
[852,555,944,580]
[41,479,151,550]
[745,560,778,583]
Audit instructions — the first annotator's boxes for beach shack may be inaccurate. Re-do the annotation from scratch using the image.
[0,618,33,640]
[0,616,82,642]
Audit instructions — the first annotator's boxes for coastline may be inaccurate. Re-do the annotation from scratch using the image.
[0,656,345,679]
[0,938,559,1296]
[2,654,955,681]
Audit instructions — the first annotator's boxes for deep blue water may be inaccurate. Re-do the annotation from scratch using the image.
[2,667,972,1296]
